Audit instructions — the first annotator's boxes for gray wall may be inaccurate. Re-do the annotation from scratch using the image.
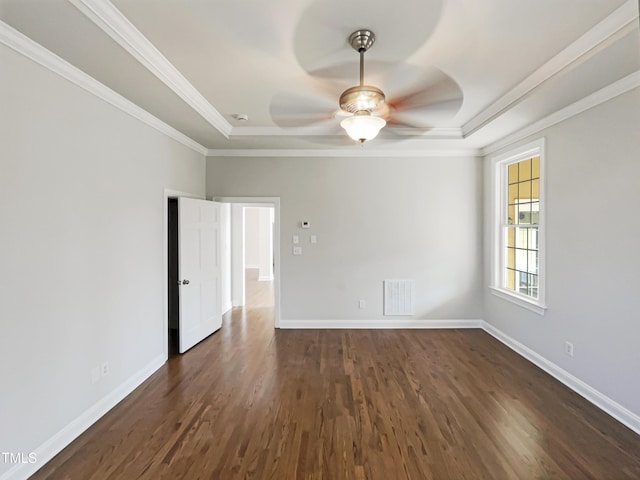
[483,87,640,418]
[0,43,205,476]
[207,155,484,323]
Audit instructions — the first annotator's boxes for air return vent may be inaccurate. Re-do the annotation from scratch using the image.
[383,279,415,316]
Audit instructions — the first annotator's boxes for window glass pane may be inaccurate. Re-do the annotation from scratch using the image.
[528,274,539,298]
[506,227,515,247]
[506,247,515,269]
[532,156,540,179]
[508,184,518,204]
[528,250,538,274]
[508,205,516,225]
[506,269,515,290]
[519,271,529,293]
[516,228,528,249]
[530,202,539,225]
[531,179,540,200]
[515,249,527,271]
[519,158,532,181]
[508,163,519,184]
[517,203,532,225]
[530,228,538,250]
[519,181,531,202]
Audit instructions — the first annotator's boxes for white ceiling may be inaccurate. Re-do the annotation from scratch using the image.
[1,0,638,154]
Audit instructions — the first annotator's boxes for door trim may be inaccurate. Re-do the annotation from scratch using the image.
[214,196,281,329]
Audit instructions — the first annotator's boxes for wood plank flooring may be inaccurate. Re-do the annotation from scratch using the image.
[31,277,640,479]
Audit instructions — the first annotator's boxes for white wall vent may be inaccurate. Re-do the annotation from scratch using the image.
[383,279,415,316]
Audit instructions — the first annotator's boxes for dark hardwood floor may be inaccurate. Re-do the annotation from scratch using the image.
[31,276,640,479]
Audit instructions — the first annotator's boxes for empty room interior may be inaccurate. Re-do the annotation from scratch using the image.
[1,0,640,478]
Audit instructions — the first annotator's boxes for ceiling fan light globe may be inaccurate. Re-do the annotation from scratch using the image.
[340,114,386,142]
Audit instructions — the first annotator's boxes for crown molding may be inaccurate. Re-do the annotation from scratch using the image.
[230,126,332,136]
[386,127,463,139]
[229,126,464,139]
[69,0,232,138]
[206,147,481,158]
[463,0,639,138]
[482,70,640,156]
[0,19,208,156]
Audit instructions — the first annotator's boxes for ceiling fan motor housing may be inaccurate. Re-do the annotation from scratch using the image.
[339,85,386,114]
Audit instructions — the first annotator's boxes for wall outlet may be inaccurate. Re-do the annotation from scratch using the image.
[565,341,574,357]
[358,299,366,309]
[91,366,100,384]
[101,362,109,377]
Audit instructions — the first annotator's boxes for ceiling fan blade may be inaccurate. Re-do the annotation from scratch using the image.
[308,60,398,82]
[269,73,344,128]
[383,68,463,126]
[293,0,443,76]
[389,98,464,126]
[270,91,339,128]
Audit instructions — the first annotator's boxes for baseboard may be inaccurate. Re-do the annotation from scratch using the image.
[481,321,640,436]
[244,264,259,270]
[279,319,483,329]
[0,354,166,480]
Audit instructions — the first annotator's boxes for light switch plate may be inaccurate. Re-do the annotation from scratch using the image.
[310,235,317,244]
[293,246,302,255]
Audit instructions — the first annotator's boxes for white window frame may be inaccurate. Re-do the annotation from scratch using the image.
[490,138,547,315]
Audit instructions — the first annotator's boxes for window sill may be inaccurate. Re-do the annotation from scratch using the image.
[489,287,547,315]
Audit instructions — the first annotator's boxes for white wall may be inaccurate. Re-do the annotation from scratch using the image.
[244,207,261,268]
[257,207,274,281]
[483,87,640,421]
[244,207,274,280]
[207,155,484,324]
[230,204,245,307]
[0,44,205,478]
[220,202,232,314]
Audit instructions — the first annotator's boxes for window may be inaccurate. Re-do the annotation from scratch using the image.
[491,139,546,314]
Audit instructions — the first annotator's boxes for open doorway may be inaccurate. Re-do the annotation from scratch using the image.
[216,197,281,328]
[243,206,274,310]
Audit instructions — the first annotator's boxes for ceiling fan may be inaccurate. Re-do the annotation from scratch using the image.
[270,29,463,144]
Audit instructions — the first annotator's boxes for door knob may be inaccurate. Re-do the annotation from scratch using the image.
[181,279,190,285]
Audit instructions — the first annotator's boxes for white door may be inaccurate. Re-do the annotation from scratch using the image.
[178,197,222,353]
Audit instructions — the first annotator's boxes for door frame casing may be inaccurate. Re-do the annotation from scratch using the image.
[214,196,281,329]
